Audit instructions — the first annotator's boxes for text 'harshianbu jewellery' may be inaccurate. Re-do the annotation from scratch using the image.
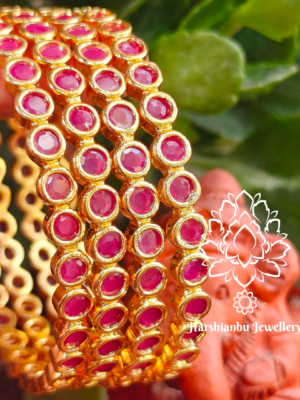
[0,6,211,393]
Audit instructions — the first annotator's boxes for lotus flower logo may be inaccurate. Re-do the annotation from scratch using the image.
[200,190,290,314]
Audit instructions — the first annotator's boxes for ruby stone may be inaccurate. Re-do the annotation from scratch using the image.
[25,23,52,34]
[132,361,152,371]
[69,106,95,131]
[64,295,90,317]
[119,39,143,55]
[23,92,49,115]
[120,147,147,173]
[137,336,159,351]
[40,43,67,60]
[180,219,204,245]
[170,176,194,203]
[81,45,107,61]
[98,339,121,356]
[90,189,116,217]
[67,25,92,36]
[183,259,207,283]
[80,148,106,175]
[109,105,134,129]
[61,258,87,283]
[147,97,171,120]
[139,307,162,328]
[15,12,33,18]
[100,308,124,328]
[53,213,80,241]
[185,298,207,317]
[33,129,60,155]
[176,352,194,361]
[95,70,121,91]
[101,272,124,296]
[46,173,71,200]
[10,61,36,81]
[102,21,127,32]
[182,330,201,341]
[129,187,154,215]
[64,330,87,347]
[138,229,162,255]
[61,357,83,368]
[0,23,7,30]
[54,69,82,91]
[161,136,185,161]
[140,267,163,291]
[97,231,123,258]
[0,38,22,51]
[134,66,158,85]
[94,362,116,373]
[55,12,76,20]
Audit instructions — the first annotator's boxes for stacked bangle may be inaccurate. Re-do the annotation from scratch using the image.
[0,5,211,393]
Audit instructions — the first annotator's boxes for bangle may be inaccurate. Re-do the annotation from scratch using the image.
[0,6,211,392]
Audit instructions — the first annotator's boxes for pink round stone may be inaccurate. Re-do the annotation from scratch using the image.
[81,45,107,61]
[161,135,185,161]
[140,268,163,291]
[53,213,80,241]
[98,339,121,356]
[14,12,33,19]
[10,61,36,81]
[80,148,106,175]
[90,189,116,217]
[46,173,71,200]
[170,176,194,203]
[102,21,127,32]
[120,147,147,173]
[64,331,87,347]
[61,357,83,368]
[147,97,171,120]
[23,92,49,115]
[109,105,134,129]
[54,12,76,20]
[132,361,152,371]
[100,308,124,328]
[69,106,95,131]
[138,229,162,255]
[67,25,92,36]
[64,295,90,317]
[129,187,154,215]
[180,219,204,245]
[54,69,82,91]
[34,129,60,155]
[134,65,158,85]
[182,330,201,341]
[139,307,162,328]
[176,352,195,362]
[0,38,22,51]
[25,23,52,34]
[101,272,125,296]
[40,42,67,60]
[61,258,87,283]
[183,259,208,283]
[119,39,143,55]
[185,298,207,317]
[95,70,121,92]
[93,362,116,373]
[97,231,123,259]
[137,336,159,352]
[0,315,9,324]
[0,23,8,30]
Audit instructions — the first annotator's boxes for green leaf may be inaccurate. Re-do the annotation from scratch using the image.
[151,31,245,114]
[232,117,300,177]
[240,63,299,99]
[227,0,300,41]
[181,102,268,142]
[180,0,236,31]
[234,28,299,64]
[126,0,192,45]
[257,70,300,116]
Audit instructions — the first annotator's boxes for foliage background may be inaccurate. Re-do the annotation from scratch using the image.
[1,0,300,399]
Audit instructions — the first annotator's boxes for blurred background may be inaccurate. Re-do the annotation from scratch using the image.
[1,0,300,399]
